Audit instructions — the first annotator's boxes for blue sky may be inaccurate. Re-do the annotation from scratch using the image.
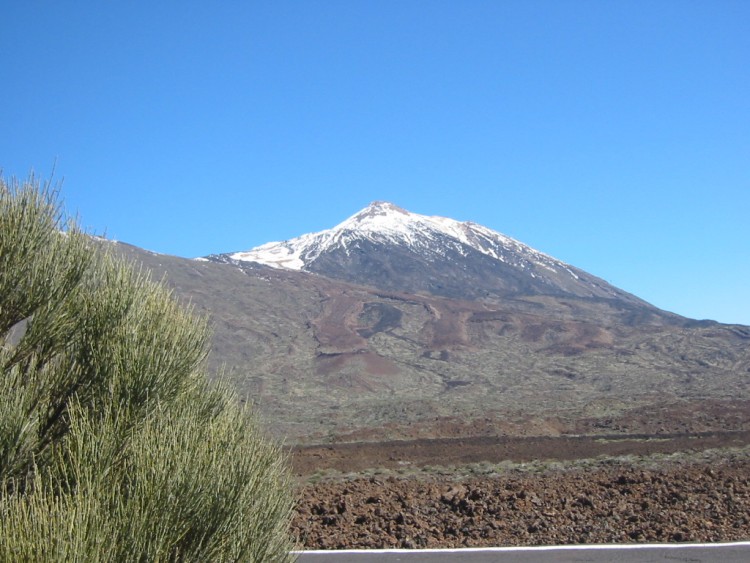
[2,1,748,324]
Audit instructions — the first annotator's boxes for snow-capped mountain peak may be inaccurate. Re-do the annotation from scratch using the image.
[228,201,558,272]
[212,201,632,303]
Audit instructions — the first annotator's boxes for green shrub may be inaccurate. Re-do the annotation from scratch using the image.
[0,175,296,561]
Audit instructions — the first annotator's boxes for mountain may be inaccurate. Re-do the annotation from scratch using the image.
[105,204,750,446]
[209,201,650,308]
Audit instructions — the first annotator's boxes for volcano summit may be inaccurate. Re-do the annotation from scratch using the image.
[210,201,649,306]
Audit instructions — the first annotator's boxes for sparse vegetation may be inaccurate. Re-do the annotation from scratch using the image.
[0,175,296,561]
[298,444,750,484]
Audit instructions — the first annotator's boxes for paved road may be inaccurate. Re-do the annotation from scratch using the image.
[295,542,750,562]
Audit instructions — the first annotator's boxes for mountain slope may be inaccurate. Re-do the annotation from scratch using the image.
[102,201,750,446]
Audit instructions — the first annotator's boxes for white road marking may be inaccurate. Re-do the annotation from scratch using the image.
[294,540,750,555]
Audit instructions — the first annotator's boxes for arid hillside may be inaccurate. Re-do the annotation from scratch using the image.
[109,241,750,447]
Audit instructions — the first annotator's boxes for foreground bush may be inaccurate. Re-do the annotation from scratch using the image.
[0,175,296,561]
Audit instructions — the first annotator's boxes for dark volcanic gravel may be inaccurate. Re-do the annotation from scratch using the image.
[293,457,750,549]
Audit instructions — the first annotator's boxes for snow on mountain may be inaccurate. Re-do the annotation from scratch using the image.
[228,201,572,277]
[205,200,650,305]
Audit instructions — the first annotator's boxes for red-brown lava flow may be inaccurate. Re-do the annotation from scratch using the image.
[291,433,750,549]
